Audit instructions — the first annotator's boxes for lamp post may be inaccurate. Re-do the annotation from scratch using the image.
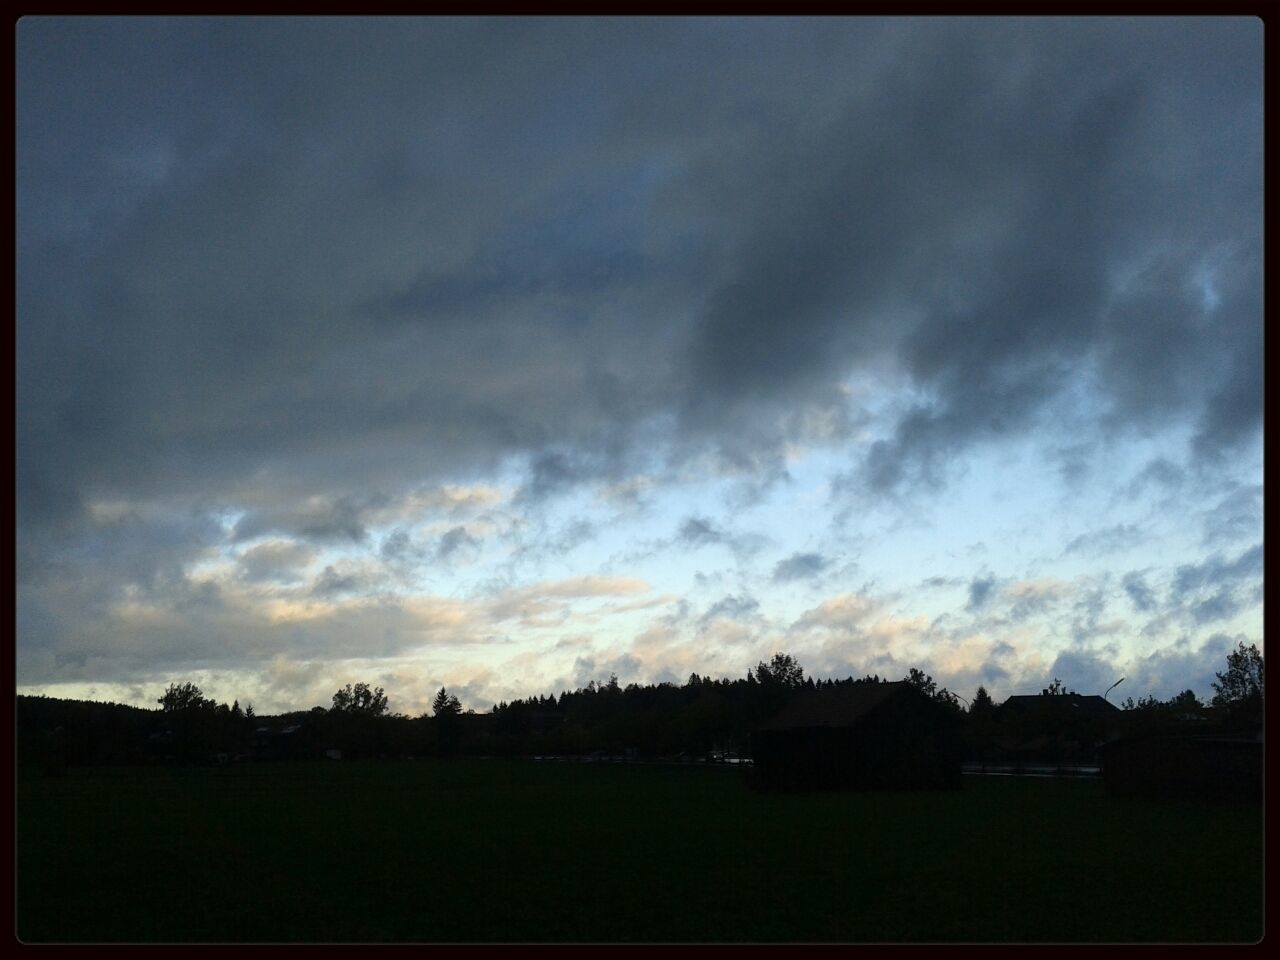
[1103,677,1125,703]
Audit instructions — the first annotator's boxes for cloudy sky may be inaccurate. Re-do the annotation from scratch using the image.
[17,17,1263,715]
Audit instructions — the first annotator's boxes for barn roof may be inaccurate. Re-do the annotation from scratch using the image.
[756,682,920,732]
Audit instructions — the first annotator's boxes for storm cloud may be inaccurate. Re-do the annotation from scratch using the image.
[19,20,1262,520]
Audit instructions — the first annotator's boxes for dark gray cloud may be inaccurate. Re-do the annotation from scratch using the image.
[1168,543,1263,626]
[1007,582,1065,623]
[549,520,597,555]
[1123,457,1186,501]
[700,594,760,625]
[379,524,480,577]
[976,660,1011,685]
[1190,275,1264,461]
[379,529,416,563]
[829,22,1259,494]
[1063,524,1145,558]
[238,540,318,583]
[18,19,1261,532]
[515,452,594,505]
[1068,581,1111,645]
[232,497,372,545]
[1189,589,1243,626]
[967,576,997,611]
[1122,571,1157,613]
[1201,483,1263,548]
[311,565,369,598]
[16,507,227,656]
[771,552,831,583]
[508,518,599,568]
[1172,543,1262,597]
[1124,632,1237,701]
[671,515,767,564]
[436,526,480,561]
[1053,443,1096,490]
[678,516,729,548]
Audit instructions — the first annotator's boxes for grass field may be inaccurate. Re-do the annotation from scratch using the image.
[17,759,1263,943]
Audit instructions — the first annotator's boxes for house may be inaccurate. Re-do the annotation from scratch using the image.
[751,682,965,791]
[1100,730,1262,800]
[997,693,1121,721]
[993,694,1121,763]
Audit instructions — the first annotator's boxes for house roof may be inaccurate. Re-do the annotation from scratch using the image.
[998,694,1119,718]
[756,682,921,732]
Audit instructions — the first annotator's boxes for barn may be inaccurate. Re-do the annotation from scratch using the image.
[751,682,965,791]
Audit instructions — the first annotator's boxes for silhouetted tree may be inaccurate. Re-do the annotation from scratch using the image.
[904,668,938,698]
[156,683,235,760]
[158,682,210,713]
[1166,689,1203,716]
[1211,642,1263,729]
[331,683,389,717]
[970,686,996,718]
[323,684,389,758]
[432,688,462,718]
[751,653,806,720]
[1041,678,1074,696]
[432,687,464,756]
[903,668,962,713]
[1120,688,1209,738]
[755,652,805,688]
[964,685,998,760]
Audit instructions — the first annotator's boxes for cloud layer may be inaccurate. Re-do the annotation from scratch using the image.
[17,18,1262,713]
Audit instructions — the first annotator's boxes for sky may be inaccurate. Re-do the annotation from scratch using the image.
[16,17,1263,716]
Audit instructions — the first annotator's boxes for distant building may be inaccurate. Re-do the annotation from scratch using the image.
[251,723,315,761]
[993,694,1121,763]
[997,694,1121,722]
[1101,731,1262,800]
[144,729,177,763]
[751,682,965,791]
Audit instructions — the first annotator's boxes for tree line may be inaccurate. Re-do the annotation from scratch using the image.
[17,644,1262,773]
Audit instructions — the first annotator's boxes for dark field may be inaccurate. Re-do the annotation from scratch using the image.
[17,760,1263,943]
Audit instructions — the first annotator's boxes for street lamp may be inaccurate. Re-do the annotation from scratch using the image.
[1103,677,1125,703]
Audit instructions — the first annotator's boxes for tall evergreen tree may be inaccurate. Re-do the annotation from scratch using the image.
[432,688,462,718]
[970,686,996,717]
